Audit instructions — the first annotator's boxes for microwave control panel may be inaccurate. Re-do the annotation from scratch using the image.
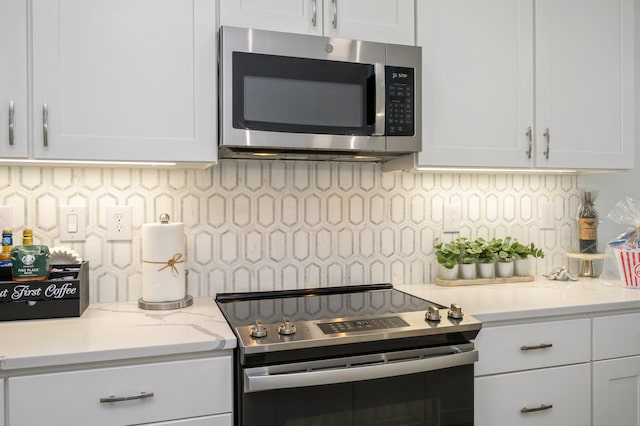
[385,66,415,136]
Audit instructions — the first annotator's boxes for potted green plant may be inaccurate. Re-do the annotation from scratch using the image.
[476,237,500,279]
[434,238,460,280]
[512,241,545,276]
[495,237,516,278]
[458,237,481,280]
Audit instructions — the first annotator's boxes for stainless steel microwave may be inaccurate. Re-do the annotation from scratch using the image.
[218,26,421,162]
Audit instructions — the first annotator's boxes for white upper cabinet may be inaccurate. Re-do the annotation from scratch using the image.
[535,0,634,169]
[417,0,634,170]
[31,0,217,164]
[0,0,28,159]
[417,0,534,168]
[219,0,415,45]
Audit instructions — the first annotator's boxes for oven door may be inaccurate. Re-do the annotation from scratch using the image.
[239,344,477,426]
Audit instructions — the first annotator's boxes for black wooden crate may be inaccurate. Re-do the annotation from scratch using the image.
[0,261,89,321]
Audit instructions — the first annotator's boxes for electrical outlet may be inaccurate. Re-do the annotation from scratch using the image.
[107,205,132,241]
[443,203,462,233]
[0,206,12,229]
[540,203,555,230]
[59,205,87,241]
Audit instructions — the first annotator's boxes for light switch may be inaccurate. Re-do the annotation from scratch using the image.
[60,206,86,241]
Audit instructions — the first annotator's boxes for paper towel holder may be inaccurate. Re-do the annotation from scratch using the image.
[138,214,193,310]
[138,270,193,310]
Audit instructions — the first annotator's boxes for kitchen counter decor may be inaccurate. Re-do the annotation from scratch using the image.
[434,237,543,286]
[0,261,89,321]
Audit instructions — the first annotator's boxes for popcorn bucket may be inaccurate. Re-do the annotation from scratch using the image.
[614,248,640,288]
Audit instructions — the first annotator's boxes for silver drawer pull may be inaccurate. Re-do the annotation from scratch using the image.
[99,391,154,403]
[42,103,48,147]
[521,403,553,413]
[520,343,552,351]
[8,101,15,146]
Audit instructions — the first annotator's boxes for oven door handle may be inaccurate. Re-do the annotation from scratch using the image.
[244,349,478,393]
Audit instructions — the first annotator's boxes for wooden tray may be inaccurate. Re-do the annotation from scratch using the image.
[435,275,535,287]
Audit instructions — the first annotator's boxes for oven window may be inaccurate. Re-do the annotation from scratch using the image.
[232,52,376,136]
[240,365,474,426]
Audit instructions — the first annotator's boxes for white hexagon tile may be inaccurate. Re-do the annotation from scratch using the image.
[0,163,579,302]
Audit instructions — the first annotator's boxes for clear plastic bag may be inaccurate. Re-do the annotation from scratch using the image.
[601,197,640,287]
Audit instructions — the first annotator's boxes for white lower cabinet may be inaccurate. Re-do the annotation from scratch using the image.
[592,312,640,426]
[474,318,591,425]
[1,378,4,426]
[475,364,590,426]
[8,356,232,426]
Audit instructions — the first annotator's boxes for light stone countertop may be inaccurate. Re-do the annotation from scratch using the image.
[397,278,640,324]
[0,297,236,371]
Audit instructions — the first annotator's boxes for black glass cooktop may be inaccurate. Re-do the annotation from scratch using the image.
[215,283,442,329]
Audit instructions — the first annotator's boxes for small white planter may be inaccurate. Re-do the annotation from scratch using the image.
[496,260,514,278]
[477,261,495,279]
[439,264,459,280]
[459,262,477,280]
[514,258,530,276]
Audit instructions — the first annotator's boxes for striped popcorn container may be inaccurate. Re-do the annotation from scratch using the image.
[614,248,640,288]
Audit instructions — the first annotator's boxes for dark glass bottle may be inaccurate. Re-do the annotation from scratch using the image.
[578,192,598,253]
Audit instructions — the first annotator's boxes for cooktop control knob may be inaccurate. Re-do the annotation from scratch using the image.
[278,317,297,335]
[250,320,268,338]
[425,305,441,322]
[448,304,464,320]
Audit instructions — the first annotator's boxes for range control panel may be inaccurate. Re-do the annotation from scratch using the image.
[317,316,409,335]
[385,66,415,136]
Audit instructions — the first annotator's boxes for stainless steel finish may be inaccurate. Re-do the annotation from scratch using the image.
[278,317,297,335]
[543,128,550,159]
[331,0,337,28]
[234,308,481,355]
[521,403,553,414]
[311,0,317,27]
[219,26,421,160]
[520,343,553,351]
[373,62,386,137]
[8,101,15,146]
[42,103,48,147]
[250,320,268,338]
[137,294,193,310]
[525,126,532,159]
[448,303,464,320]
[244,344,477,393]
[100,391,154,403]
[425,305,441,322]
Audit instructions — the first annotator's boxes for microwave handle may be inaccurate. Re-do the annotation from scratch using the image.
[374,63,385,136]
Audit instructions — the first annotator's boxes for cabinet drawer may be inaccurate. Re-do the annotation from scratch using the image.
[149,413,232,425]
[474,318,590,376]
[9,356,232,426]
[593,312,640,360]
[475,363,591,426]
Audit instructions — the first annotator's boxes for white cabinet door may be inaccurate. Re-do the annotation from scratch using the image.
[475,363,591,426]
[535,0,634,169]
[0,0,28,158]
[148,413,232,426]
[219,0,322,36]
[325,0,414,45]
[220,0,414,45]
[0,378,4,426]
[31,0,217,163]
[416,0,534,168]
[593,356,640,426]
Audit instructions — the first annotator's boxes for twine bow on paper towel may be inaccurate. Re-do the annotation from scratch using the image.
[143,253,185,277]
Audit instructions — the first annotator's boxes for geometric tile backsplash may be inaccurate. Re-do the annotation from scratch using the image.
[0,161,580,302]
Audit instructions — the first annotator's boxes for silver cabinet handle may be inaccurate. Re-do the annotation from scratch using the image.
[311,0,317,27]
[543,128,550,159]
[520,343,552,351]
[332,0,337,28]
[521,403,553,413]
[99,391,154,403]
[525,126,532,159]
[42,103,48,147]
[8,101,14,146]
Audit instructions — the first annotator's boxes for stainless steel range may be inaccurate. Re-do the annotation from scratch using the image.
[216,283,482,426]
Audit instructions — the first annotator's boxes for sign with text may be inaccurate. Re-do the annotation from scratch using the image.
[0,280,80,302]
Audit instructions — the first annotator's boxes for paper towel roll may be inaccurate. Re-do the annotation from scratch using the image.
[141,222,186,303]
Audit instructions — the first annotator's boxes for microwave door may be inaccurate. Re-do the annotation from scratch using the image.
[373,63,385,137]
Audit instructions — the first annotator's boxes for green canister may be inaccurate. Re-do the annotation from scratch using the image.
[11,228,50,281]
